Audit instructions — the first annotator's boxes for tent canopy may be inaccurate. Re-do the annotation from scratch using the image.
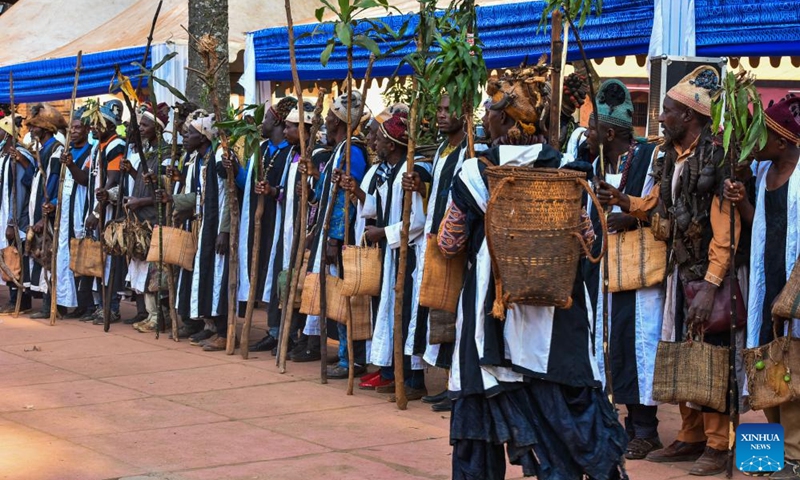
[252,0,800,82]
[0,0,321,103]
[254,0,654,82]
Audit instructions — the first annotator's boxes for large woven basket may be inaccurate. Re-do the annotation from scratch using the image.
[69,238,104,278]
[299,272,346,319]
[146,226,197,271]
[330,295,373,341]
[652,339,729,412]
[484,167,605,316]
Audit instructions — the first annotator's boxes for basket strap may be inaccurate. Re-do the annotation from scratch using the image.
[485,176,515,319]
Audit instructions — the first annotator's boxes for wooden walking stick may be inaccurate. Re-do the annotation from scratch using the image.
[277,90,324,373]
[240,136,268,359]
[547,10,564,150]
[8,72,25,316]
[49,52,83,326]
[186,33,240,354]
[163,118,181,341]
[344,58,375,394]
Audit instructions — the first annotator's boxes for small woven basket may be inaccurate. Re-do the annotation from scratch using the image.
[341,235,382,297]
[146,226,197,272]
[773,260,800,320]
[69,238,104,278]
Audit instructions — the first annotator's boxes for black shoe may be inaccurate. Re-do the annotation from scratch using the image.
[289,339,307,357]
[421,390,448,404]
[64,308,88,319]
[251,335,278,352]
[189,329,215,345]
[327,364,367,379]
[272,337,296,357]
[123,312,148,325]
[170,323,204,340]
[80,308,99,322]
[93,311,120,325]
[290,348,321,362]
[431,397,452,412]
[29,311,49,319]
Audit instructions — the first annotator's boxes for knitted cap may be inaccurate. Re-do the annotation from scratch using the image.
[378,111,409,146]
[765,94,800,147]
[666,66,720,117]
[595,79,633,130]
[375,103,409,124]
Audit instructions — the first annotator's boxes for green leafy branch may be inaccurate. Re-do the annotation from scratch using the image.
[710,67,768,165]
[311,0,410,66]
[215,103,266,174]
[539,0,603,31]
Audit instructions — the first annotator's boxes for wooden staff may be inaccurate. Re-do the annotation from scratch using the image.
[164,117,181,341]
[8,73,25,315]
[240,136,266,359]
[598,142,614,405]
[345,59,375,394]
[277,90,325,373]
[726,151,739,479]
[548,10,563,150]
[49,52,83,326]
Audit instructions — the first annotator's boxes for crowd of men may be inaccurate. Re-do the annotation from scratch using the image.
[2,60,799,480]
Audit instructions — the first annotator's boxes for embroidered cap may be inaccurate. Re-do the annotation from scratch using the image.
[375,103,409,124]
[666,66,720,117]
[331,90,371,124]
[269,96,298,123]
[379,111,409,146]
[190,112,217,141]
[286,101,315,125]
[764,94,800,147]
[594,79,633,130]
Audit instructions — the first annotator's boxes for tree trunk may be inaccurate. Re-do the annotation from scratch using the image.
[187,0,230,110]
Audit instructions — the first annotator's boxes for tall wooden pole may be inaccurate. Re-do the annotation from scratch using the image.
[278,0,310,372]
[726,152,739,478]
[240,152,265,359]
[49,52,83,326]
[548,10,564,149]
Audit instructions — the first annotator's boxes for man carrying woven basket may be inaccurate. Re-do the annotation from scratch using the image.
[724,94,800,479]
[597,66,743,476]
[439,60,628,480]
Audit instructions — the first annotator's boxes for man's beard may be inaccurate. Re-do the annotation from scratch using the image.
[662,124,686,145]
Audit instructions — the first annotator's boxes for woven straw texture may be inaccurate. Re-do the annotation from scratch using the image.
[607,228,667,293]
[652,340,729,412]
[420,235,466,313]
[146,226,197,272]
[340,238,382,297]
[485,167,604,313]
[0,245,21,283]
[69,238,104,278]
[743,336,800,410]
[773,260,800,320]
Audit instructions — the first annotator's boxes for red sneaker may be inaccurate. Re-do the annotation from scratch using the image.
[360,370,380,383]
[359,374,393,390]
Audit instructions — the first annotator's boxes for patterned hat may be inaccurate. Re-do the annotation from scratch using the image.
[331,90,370,124]
[139,102,170,128]
[270,96,298,123]
[190,112,217,141]
[286,101,315,125]
[486,56,551,135]
[666,66,720,117]
[378,111,409,146]
[375,103,409,124]
[765,95,800,147]
[0,116,15,138]
[594,79,633,130]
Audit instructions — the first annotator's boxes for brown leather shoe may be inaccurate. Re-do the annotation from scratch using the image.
[646,440,706,463]
[202,336,228,351]
[689,447,728,476]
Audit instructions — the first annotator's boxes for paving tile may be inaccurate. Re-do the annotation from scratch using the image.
[0,418,57,447]
[248,403,450,450]
[174,451,433,480]
[55,349,227,378]
[166,380,385,420]
[0,436,141,480]
[354,438,452,479]
[1,334,164,362]
[0,349,32,366]
[73,420,329,471]
[0,319,104,347]
[0,379,148,413]
[0,361,87,387]
[5,397,229,438]
[103,362,293,396]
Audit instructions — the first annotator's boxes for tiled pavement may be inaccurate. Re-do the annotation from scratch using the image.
[0,296,761,479]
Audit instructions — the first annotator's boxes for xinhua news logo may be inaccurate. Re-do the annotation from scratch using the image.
[736,423,784,474]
